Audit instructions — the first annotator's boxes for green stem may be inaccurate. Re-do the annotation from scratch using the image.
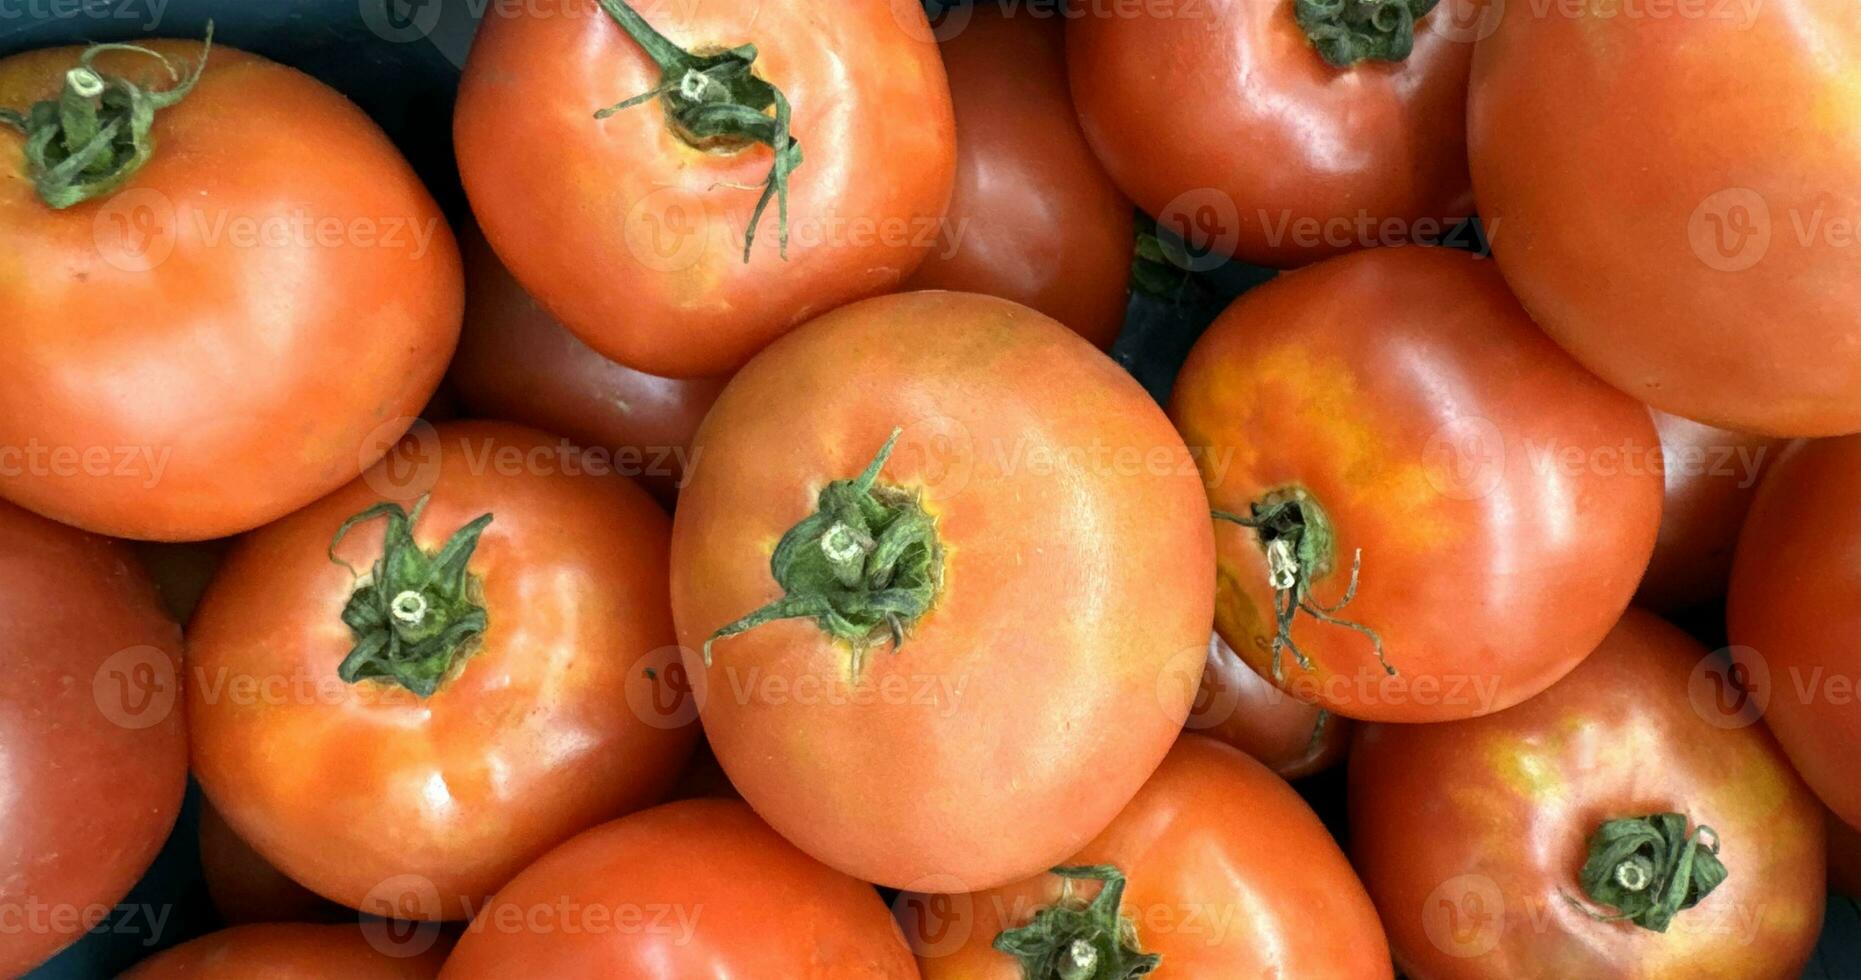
[1293,0,1439,67]
[993,865,1161,979]
[1569,813,1728,933]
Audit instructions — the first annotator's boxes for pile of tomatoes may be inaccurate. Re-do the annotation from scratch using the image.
[3,0,1859,977]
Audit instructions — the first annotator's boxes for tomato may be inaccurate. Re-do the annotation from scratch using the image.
[1727,435,1861,830]
[1469,2,1861,436]
[1188,632,1352,779]
[455,0,956,378]
[122,923,447,979]
[898,734,1390,977]
[438,798,915,978]
[1634,412,1785,614]
[447,229,725,503]
[1350,610,1825,979]
[188,420,694,919]
[899,5,1132,349]
[198,801,341,926]
[1173,247,1661,722]
[0,500,187,976]
[670,290,1213,890]
[1065,0,1472,269]
[0,38,462,540]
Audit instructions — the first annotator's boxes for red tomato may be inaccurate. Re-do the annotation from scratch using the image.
[198,801,341,926]
[670,290,1214,890]
[900,6,1132,349]
[448,229,725,503]
[438,798,916,979]
[1635,412,1785,614]
[1065,0,1472,268]
[899,734,1390,978]
[455,0,956,378]
[188,421,694,919]
[0,500,187,976]
[1727,435,1861,829]
[1469,1,1861,436]
[1188,632,1351,779]
[1172,247,1662,722]
[122,923,447,979]
[0,39,461,540]
[1350,610,1826,979]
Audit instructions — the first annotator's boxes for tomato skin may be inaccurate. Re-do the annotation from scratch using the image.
[1188,632,1351,779]
[198,801,341,926]
[902,735,1390,978]
[0,42,462,541]
[438,798,916,979]
[447,230,725,503]
[0,500,187,977]
[1350,610,1825,980]
[187,421,694,918]
[671,290,1214,891]
[455,0,956,378]
[1065,0,1471,268]
[1727,435,1861,829]
[121,923,448,979]
[1172,247,1662,723]
[900,7,1132,349]
[1634,412,1785,614]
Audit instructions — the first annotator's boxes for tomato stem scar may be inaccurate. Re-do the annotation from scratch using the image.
[1566,813,1728,933]
[1293,0,1438,68]
[992,864,1161,979]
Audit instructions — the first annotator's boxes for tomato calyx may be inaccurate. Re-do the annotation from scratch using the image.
[0,22,212,209]
[1567,813,1728,933]
[704,427,942,675]
[993,865,1160,980]
[593,0,803,262]
[328,496,494,697]
[1292,0,1438,68]
[1214,488,1393,682]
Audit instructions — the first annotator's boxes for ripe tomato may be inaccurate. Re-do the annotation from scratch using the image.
[899,6,1132,349]
[1066,0,1472,268]
[122,923,448,979]
[1351,610,1826,979]
[1469,1,1861,436]
[0,500,187,977]
[447,229,725,503]
[898,734,1390,977]
[1727,435,1861,829]
[188,421,694,919]
[1189,632,1352,779]
[670,290,1214,890]
[198,801,340,926]
[438,798,916,978]
[1173,247,1661,722]
[0,38,462,540]
[1635,412,1785,614]
[455,0,956,378]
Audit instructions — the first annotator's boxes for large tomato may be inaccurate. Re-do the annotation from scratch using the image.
[1172,247,1661,722]
[1727,435,1861,829]
[1066,0,1472,268]
[438,798,916,978]
[1189,632,1352,779]
[1634,412,1784,614]
[1351,610,1826,978]
[1469,1,1861,436]
[447,229,725,503]
[122,923,447,979]
[900,5,1132,349]
[671,290,1214,890]
[198,801,340,926]
[0,38,461,540]
[455,0,956,378]
[0,500,187,977]
[188,421,694,919]
[898,734,1390,977]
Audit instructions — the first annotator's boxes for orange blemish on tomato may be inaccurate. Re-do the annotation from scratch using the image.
[1484,733,1562,803]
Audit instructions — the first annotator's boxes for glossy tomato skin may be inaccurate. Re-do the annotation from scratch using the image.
[901,735,1390,978]
[198,801,341,926]
[439,798,916,979]
[900,6,1132,349]
[0,42,462,541]
[1173,247,1662,723]
[1470,2,1861,436]
[188,421,694,918]
[671,291,1214,891]
[1634,412,1785,614]
[1189,632,1351,779]
[447,230,725,503]
[1351,611,1825,980]
[0,501,187,977]
[455,0,956,378]
[1727,435,1861,829]
[1066,0,1471,268]
[122,923,447,979]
